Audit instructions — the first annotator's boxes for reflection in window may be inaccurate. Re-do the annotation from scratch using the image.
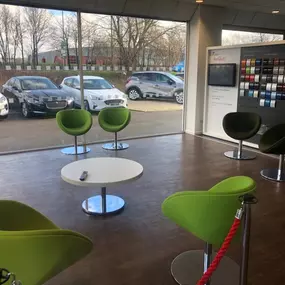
[222,30,284,46]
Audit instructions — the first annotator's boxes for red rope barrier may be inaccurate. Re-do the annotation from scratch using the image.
[196,214,242,285]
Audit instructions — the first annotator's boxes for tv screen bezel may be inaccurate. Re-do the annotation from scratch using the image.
[208,63,237,87]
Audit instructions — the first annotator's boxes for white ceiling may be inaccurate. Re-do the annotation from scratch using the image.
[2,0,285,30]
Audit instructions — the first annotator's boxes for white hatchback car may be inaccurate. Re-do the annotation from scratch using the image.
[60,76,128,111]
[0,93,9,119]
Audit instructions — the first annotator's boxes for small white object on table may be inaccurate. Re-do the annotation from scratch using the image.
[61,157,143,215]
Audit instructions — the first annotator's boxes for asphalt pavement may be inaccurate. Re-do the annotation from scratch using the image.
[0,110,183,153]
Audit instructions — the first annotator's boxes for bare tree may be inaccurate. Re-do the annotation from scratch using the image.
[110,16,180,69]
[0,5,13,65]
[24,7,51,67]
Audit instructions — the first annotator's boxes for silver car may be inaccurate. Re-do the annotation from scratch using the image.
[125,71,184,104]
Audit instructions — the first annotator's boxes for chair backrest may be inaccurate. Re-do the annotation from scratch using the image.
[0,201,93,285]
[259,124,285,154]
[223,112,261,139]
[56,109,92,129]
[99,107,131,126]
[162,176,256,246]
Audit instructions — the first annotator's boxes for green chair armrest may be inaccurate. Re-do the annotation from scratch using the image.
[209,176,256,194]
[0,229,93,285]
[0,200,58,231]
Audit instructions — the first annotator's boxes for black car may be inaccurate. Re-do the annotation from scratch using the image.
[2,76,74,118]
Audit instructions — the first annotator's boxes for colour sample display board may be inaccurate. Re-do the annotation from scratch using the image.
[237,45,285,144]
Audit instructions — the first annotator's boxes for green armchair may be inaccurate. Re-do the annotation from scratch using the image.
[56,109,93,155]
[162,176,256,285]
[98,107,131,150]
[0,200,93,285]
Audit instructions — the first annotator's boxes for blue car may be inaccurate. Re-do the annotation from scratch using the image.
[172,61,184,72]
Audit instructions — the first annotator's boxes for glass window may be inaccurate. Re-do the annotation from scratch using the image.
[222,30,284,46]
[64,78,73,87]
[20,78,58,90]
[83,79,113,90]
[156,73,170,83]
[7,78,15,86]
[14,79,21,90]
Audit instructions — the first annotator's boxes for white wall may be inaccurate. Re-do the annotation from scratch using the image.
[203,47,241,140]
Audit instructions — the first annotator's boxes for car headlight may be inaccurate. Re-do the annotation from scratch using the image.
[0,96,7,104]
[123,94,128,99]
[91,95,103,100]
[66,97,74,104]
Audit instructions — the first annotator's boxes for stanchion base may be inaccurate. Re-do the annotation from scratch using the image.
[82,195,125,215]
[102,142,129,151]
[261,169,285,182]
[61,146,91,155]
[224,150,256,160]
[171,250,239,285]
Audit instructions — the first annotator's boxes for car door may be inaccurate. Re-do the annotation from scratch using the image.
[3,78,19,109]
[2,78,15,102]
[136,73,157,98]
[154,73,176,97]
[13,79,24,105]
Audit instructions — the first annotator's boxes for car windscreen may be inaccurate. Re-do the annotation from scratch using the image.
[83,79,113,90]
[21,78,58,90]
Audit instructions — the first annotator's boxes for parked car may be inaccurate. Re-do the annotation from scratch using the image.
[2,76,74,118]
[0,93,9,120]
[125,71,184,104]
[60,75,128,111]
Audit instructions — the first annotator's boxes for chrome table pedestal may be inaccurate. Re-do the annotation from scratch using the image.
[82,187,125,215]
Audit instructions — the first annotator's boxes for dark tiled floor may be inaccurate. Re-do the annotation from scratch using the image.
[0,134,284,285]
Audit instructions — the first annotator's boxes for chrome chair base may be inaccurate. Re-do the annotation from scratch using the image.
[82,195,125,215]
[61,146,91,155]
[171,250,239,285]
[224,150,256,160]
[261,169,285,182]
[102,142,129,151]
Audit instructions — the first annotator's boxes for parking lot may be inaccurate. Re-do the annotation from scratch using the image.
[1,101,183,153]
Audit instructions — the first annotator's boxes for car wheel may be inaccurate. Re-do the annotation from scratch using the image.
[84,100,90,111]
[21,102,32,118]
[174,90,184,104]
[128,88,142,100]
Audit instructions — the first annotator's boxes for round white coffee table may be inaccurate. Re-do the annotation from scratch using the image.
[61,157,143,215]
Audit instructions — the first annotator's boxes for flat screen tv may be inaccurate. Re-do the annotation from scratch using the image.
[208,64,237,87]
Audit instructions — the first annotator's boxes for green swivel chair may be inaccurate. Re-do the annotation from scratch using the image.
[0,200,93,285]
[162,176,256,285]
[223,112,261,160]
[259,124,285,182]
[98,107,131,150]
[56,109,93,155]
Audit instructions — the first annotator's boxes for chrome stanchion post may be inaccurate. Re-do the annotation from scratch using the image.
[239,194,257,285]
[204,243,212,285]
[277,154,284,180]
[237,140,243,159]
